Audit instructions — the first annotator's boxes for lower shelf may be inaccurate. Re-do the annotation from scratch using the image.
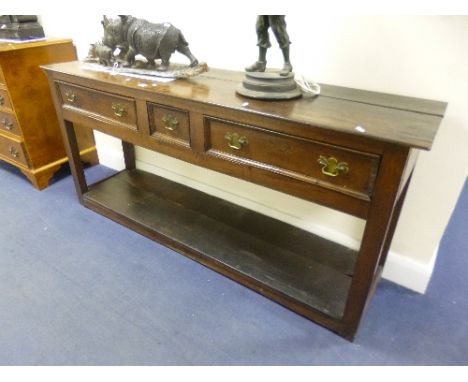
[83,169,357,321]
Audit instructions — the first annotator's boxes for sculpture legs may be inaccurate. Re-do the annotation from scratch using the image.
[245,47,267,72]
[177,45,199,68]
[156,45,199,71]
[245,45,292,75]
[280,46,293,76]
[159,58,170,71]
[124,47,136,67]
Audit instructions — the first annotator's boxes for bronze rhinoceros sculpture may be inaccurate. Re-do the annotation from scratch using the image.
[101,15,199,71]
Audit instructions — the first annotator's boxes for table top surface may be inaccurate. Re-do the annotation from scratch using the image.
[43,61,447,150]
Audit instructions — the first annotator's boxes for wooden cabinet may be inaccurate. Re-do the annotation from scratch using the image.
[0,38,97,189]
[43,62,446,340]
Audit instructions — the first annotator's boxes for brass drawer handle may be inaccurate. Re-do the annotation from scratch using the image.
[111,103,126,117]
[9,146,19,158]
[225,132,248,150]
[65,91,76,103]
[318,155,349,177]
[2,118,13,130]
[162,114,179,131]
[0,95,4,106]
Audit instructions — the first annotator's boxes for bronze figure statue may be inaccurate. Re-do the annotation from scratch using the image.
[237,15,301,100]
[246,15,292,76]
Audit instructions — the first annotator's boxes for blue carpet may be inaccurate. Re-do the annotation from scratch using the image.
[0,162,466,365]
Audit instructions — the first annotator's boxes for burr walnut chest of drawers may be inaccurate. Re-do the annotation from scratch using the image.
[43,62,446,340]
[0,38,97,189]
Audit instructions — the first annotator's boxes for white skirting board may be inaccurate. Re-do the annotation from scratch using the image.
[96,143,436,294]
[381,247,437,294]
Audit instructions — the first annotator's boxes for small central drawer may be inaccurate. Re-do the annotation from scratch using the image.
[204,117,380,200]
[0,88,12,110]
[147,103,191,148]
[58,82,137,130]
[0,133,28,167]
[0,110,21,136]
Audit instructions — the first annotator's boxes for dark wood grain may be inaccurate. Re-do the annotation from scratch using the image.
[122,141,136,170]
[56,85,373,218]
[147,102,191,148]
[342,144,410,340]
[58,82,138,129]
[205,116,380,200]
[320,84,447,117]
[43,61,446,149]
[85,169,357,319]
[62,106,374,218]
[63,120,88,200]
[43,61,446,341]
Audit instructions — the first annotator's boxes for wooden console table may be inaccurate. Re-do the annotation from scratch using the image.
[43,62,446,340]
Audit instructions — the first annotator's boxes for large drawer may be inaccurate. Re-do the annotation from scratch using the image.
[0,110,21,136]
[58,82,138,130]
[204,117,380,200]
[0,133,29,167]
[0,88,12,110]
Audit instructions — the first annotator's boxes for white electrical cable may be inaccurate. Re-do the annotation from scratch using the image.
[295,75,321,97]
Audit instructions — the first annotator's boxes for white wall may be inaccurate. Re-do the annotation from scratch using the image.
[38,11,468,293]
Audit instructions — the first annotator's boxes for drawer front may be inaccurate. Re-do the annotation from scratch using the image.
[0,67,5,86]
[0,110,21,136]
[0,88,12,110]
[58,83,137,129]
[0,133,28,167]
[205,117,380,200]
[148,103,191,147]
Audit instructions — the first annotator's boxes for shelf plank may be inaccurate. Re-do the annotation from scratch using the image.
[84,169,357,319]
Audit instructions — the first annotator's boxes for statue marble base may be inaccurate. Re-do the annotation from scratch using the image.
[236,71,302,100]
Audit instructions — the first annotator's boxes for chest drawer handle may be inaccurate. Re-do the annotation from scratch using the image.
[9,146,19,158]
[111,103,126,117]
[65,91,76,102]
[162,114,179,131]
[2,118,13,130]
[318,156,349,177]
[225,132,248,150]
[0,95,4,106]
